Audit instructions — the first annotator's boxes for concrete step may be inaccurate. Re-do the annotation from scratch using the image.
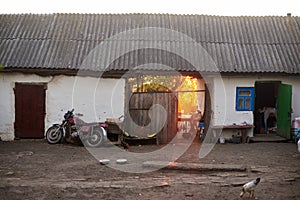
[250,134,288,143]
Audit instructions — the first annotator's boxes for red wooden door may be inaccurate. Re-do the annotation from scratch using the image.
[15,83,46,138]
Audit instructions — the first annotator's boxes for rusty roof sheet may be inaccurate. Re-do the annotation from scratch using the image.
[0,13,299,74]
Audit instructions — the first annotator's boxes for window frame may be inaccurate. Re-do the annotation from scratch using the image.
[235,87,254,111]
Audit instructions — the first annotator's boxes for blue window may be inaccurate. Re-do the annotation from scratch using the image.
[236,87,254,111]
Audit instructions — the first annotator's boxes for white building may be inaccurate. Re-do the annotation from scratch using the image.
[0,14,299,142]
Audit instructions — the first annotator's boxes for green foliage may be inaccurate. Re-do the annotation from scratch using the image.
[129,75,199,114]
[129,75,184,92]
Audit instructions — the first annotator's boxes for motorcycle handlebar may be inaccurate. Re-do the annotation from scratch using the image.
[64,109,74,120]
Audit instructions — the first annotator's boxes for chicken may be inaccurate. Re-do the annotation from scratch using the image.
[240,177,260,198]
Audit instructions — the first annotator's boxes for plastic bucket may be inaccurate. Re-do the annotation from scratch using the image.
[291,119,300,141]
[219,136,225,144]
[292,119,300,129]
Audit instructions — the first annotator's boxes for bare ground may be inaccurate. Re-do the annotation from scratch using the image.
[0,138,300,200]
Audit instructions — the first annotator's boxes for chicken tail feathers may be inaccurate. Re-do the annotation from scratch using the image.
[254,177,261,185]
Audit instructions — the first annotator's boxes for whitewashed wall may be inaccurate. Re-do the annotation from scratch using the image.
[46,75,125,127]
[0,73,125,141]
[212,75,300,139]
[0,72,299,141]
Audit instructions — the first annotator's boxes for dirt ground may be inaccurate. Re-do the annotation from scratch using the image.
[0,138,300,200]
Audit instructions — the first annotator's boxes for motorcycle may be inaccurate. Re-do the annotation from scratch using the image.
[45,109,108,147]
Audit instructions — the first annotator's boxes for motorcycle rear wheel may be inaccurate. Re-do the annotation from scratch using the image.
[46,125,63,144]
[83,127,105,148]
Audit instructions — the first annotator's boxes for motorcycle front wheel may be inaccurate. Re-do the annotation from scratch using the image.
[46,125,63,144]
[83,127,105,148]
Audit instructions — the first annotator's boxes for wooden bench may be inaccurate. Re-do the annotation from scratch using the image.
[212,125,254,143]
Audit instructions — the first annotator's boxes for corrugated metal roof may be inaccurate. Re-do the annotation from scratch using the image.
[0,13,299,74]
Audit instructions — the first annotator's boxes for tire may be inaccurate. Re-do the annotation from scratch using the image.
[83,127,105,148]
[46,125,63,144]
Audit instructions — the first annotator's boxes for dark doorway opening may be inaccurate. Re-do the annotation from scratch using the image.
[254,81,292,139]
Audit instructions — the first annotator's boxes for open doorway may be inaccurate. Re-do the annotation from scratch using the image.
[126,75,208,142]
[254,81,292,139]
